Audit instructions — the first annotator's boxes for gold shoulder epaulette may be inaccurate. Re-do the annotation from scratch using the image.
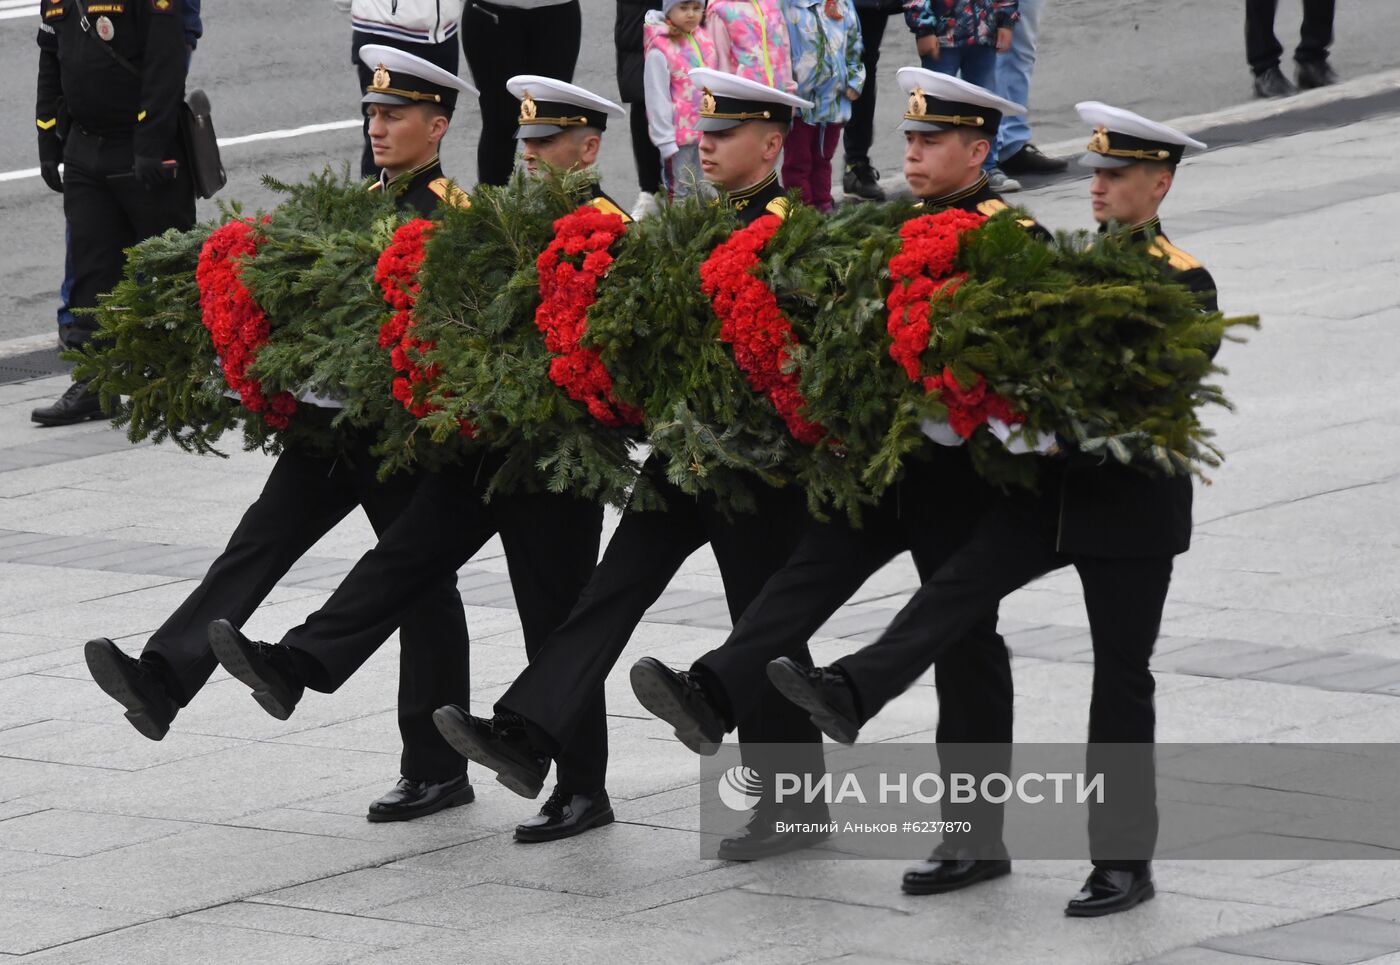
[428,178,471,208]
[764,196,790,220]
[1147,237,1202,272]
[587,195,630,222]
[976,198,1009,217]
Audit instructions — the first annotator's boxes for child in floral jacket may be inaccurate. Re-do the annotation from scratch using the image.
[903,0,1017,90]
[782,0,865,211]
[708,0,794,92]
[644,0,727,198]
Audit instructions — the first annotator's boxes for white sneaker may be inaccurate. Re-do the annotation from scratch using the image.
[987,169,1022,193]
[630,191,661,220]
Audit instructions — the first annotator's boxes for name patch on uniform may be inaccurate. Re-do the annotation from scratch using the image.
[43,3,67,18]
[87,3,124,11]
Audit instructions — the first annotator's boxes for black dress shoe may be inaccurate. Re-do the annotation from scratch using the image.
[207,619,304,720]
[514,786,616,843]
[1253,66,1298,99]
[1064,865,1155,917]
[629,657,727,755]
[84,638,177,741]
[1000,142,1068,176]
[1296,58,1339,90]
[765,658,862,744]
[432,707,549,799]
[31,379,104,427]
[718,805,831,861]
[902,843,1012,895]
[366,774,474,823]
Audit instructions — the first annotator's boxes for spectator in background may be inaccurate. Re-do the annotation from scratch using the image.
[617,0,665,219]
[841,0,902,202]
[463,0,583,186]
[1246,0,1338,98]
[335,0,462,179]
[992,0,1066,179]
[643,1,724,201]
[783,0,864,212]
[708,0,793,92]
[904,0,1021,191]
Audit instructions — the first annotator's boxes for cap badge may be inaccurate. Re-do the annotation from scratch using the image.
[908,87,927,118]
[520,92,538,121]
[701,89,717,116]
[371,65,391,91]
[1087,126,1111,155]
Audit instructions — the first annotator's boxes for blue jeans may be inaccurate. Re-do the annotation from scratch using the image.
[921,45,999,171]
[995,0,1043,162]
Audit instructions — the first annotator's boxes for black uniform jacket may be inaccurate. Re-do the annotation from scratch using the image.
[36,0,188,162]
[1057,217,1219,559]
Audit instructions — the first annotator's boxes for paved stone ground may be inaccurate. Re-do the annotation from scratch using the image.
[2,93,1400,965]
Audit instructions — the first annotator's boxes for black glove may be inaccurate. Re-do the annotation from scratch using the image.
[133,155,172,189]
[40,161,63,194]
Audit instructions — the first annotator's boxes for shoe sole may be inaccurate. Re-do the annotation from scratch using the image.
[628,660,720,756]
[1064,882,1156,918]
[902,860,1012,895]
[431,707,544,799]
[207,621,296,721]
[84,638,170,741]
[365,784,476,823]
[765,660,860,745]
[513,807,616,843]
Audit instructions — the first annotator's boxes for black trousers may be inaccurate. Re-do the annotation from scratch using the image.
[831,489,1174,870]
[279,457,605,790]
[1245,0,1335,73]
[842,5,894,165]
[462,0,582,186]
[498,458,824,800]
[352,32,461,179]
[140,431,471,781]
[694,453,1010,839]
[629,104,663,195]
[61,128,195,348]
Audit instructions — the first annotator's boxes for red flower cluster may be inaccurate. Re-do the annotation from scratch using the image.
[886,208,985,382]
[699,214,825,446]
[196,218,297,429]
[924,367,1021,439]
[534,206,642,428]
[886,209,1020,438]
[375,219,445,420]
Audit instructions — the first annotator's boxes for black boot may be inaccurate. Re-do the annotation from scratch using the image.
[432,707,550,799]
[1253,65,1298,98]
[765,658,862,744]
[84,638,178,741]
[1000,143,1068,175]
[628,657,728,755]
[718,803,832,861]
[31,379,103,427]
[206,619,304,720]
[842,159,885,202]
[514,786,615,843]
[1295,58,1339,90]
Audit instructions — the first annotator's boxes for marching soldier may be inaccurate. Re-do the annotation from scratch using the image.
[33,0,196,426]
[85,47,484,824]
[205,77,626,844]
[433,70,835,860]
[627,70,1040,882]
[638,98,1219,917]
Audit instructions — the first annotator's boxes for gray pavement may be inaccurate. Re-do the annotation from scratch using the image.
[4,0,1400,343]
[2,48,1400,965]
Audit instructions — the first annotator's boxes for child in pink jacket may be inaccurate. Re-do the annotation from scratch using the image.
[644,0,727,198]
[708,0,794,92]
